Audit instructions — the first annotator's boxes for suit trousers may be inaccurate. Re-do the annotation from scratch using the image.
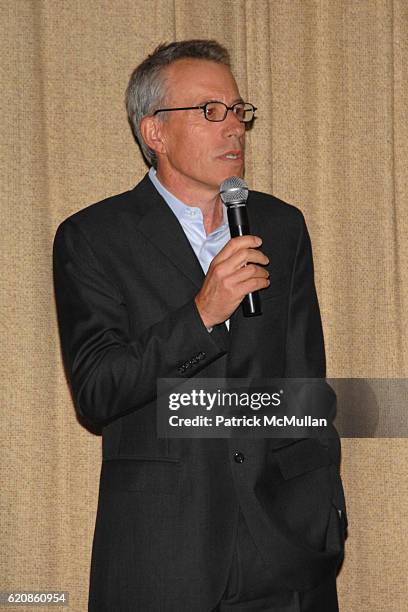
[213,510,339,612]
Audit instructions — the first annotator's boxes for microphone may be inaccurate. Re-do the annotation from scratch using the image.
[220,176,262,317]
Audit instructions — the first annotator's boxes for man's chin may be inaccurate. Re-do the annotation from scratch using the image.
[217,165,245,185]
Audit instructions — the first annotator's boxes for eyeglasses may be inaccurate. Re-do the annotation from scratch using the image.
[153,101,257,123]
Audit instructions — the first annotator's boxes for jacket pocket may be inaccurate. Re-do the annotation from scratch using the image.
[100,457,182,495]
[273,438,332,480]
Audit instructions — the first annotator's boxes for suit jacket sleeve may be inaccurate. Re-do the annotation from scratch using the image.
[284,212,326,378]
[282,212,344,475]
[53,218,227,426]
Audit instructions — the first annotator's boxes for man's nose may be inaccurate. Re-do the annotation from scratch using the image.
[223,109,246,137]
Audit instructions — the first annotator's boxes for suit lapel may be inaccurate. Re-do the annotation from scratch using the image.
[133,174,205,289]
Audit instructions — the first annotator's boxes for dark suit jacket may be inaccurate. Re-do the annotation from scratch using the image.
[53,174,347,611]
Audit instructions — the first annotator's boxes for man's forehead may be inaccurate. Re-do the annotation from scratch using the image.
[164,58,240,101]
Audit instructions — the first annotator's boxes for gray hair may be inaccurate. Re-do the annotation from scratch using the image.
[125,40,231,167]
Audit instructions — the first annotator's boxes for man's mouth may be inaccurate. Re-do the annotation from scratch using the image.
[220,150,242,160]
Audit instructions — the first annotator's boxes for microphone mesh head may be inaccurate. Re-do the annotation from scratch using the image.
[220,176,249,205]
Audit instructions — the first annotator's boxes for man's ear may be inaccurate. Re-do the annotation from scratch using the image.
[140,115,166,157]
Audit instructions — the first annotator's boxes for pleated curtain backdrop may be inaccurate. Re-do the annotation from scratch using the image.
[1,1,407,610]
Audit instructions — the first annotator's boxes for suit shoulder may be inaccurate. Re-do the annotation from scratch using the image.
[53,174,154,244]
[249,191,306,240]
[52,190,130,258]
[56,188,136,231]
[249,190,304,220]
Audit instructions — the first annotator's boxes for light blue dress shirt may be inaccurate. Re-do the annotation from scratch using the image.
[148,167,231,275]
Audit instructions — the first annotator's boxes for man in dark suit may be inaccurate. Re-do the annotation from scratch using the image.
[53,40,347,611]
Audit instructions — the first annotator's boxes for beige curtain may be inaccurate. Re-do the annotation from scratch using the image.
[1,1,407,610]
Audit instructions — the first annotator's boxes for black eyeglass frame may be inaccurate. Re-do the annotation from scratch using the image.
[153,101,257,123]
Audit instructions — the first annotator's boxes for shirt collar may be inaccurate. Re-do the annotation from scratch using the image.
[148,167,228,234]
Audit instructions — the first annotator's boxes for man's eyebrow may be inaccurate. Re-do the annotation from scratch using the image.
[197,97,245,106]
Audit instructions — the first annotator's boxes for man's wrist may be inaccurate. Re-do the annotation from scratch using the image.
[194,296,215,329]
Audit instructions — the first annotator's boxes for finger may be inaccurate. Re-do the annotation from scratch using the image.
[212,235,263,265]
[233,264,270,284]
[232,248,269,269]
[238,276,271,298]
[218,248,268,276]
[210,249,268,282]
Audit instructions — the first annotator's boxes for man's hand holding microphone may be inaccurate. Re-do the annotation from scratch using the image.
[195,234,270,328]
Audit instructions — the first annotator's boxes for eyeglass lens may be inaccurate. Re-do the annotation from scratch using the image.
[204,102,254,122]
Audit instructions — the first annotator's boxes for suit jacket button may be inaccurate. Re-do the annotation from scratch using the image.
[233,452,245,463]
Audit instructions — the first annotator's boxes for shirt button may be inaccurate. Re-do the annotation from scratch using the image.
[233,452,245,464]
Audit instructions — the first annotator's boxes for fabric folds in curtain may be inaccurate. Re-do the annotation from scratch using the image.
[1,1,407,610]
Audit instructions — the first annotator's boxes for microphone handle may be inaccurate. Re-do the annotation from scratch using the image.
[227,204,262,317]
